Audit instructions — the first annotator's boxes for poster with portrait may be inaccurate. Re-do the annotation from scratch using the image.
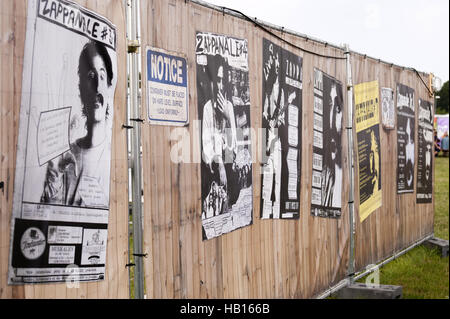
[381,87,395,129]
[196,32,253,240]
[260,39,302,219]
[8,0,117,284]
[354,81,382,222]
[416,99,433,203]
[396,83,415,194]
[310,69,344,218]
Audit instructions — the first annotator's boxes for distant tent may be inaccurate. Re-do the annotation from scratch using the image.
[434,114,449,139]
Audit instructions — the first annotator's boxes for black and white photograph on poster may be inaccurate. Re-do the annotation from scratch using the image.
[310,69,343,218]
[396,83,415,194]
[196,32,253,240]
[416,99,433,203]
[381,87,395,129]
[260,38,302,219]
[8,0,117,284]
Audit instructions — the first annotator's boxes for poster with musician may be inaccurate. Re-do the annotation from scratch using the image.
[196,32,253,240]
[310,69,343,218]
[8,0,117,284]
[260,38,302,219]
[396,83,415,194]
[354,81,382,222]
[416,98,433,203]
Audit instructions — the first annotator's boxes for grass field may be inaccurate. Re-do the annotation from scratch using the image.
[356,156,449,299]
[128,157,449,299]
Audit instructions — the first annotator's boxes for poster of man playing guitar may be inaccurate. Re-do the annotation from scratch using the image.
[261,39,302,219]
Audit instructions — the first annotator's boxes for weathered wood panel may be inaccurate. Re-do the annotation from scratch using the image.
[0,0,129,299]
[140,0,352,299]
[351,54,434,272]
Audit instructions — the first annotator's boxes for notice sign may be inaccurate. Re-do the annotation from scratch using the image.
[147,47,188,126]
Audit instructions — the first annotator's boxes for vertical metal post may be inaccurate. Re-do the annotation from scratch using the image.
[127,0,144,299]
[344,44,356,279]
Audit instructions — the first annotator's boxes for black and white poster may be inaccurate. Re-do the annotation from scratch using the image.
[416,99,433,203]
[260,39,302,219]
[196,32,253,240]
[396,83,415,194]
[310,69,344,218]
[9,0,117,284]
[381,87,395,129]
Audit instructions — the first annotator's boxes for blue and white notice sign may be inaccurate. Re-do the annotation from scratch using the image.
[147,47,188,125]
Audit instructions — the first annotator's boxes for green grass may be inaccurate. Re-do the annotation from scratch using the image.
[356,156,449,299]
[434,156,449,240]
[128,158,449,299]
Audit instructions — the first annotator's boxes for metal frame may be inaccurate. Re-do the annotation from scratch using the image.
[316,234,434,299]
[344,44,356,279]
[126,0,145,300]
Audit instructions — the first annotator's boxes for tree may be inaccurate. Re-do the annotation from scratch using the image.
[435,80,449,114]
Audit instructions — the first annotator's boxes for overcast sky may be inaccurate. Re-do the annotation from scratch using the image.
[203,0,449,85]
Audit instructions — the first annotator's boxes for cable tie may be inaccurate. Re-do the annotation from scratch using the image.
[122,124,134,129]
[133,253,148,258]
[125,263,135,268]
[130,118,144,123]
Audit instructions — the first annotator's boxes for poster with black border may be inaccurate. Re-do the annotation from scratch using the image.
[354,81,382,222]
[146,46,189,126]
[416,98,433,203]
[396,83,415,194]
[8,0,117,284]
[381,87,395,129]
[310,69,343,218]
[260,38,302,219]
[196,31,253,240]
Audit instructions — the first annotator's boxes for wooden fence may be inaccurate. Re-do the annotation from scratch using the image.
[0,0,434,299]
[139,0,434,299]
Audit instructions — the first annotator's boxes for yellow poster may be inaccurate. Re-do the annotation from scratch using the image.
[354,81,382,222]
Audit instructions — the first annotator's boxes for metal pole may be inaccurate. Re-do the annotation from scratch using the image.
[127,0,144,299]
[344,44,356,279]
